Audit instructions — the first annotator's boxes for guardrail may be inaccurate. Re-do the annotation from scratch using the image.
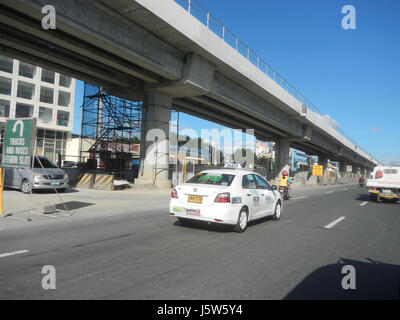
[173,0,378,164]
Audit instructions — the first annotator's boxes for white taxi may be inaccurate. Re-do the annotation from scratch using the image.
[169,169,282,232]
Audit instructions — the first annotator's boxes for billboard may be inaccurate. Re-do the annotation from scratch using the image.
[312,165,324,177]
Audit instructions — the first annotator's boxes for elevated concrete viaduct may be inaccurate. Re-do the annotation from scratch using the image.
[0,0,379,186]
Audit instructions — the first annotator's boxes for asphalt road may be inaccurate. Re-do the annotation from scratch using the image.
[0,184,399,300]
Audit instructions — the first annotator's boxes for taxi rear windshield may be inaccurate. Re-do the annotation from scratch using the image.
[186,173,235,186]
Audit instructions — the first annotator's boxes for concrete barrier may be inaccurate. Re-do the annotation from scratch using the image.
[76,173,94,189]
[93,174,114,191]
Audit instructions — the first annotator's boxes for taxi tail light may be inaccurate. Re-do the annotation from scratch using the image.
[214,192,231,203]
[171,189,178,199]
[375,170,383,179]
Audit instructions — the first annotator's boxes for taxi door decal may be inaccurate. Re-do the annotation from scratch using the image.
[249,190,260,206]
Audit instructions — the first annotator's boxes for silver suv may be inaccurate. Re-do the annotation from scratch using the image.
[1,156,69,193]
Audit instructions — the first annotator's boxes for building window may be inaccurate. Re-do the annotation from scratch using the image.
[44,133,55,162]
[35,129,68,162]
[57,111,69,127]
[0,99,10,118]
[41,69,55,84]
[58,91,71,107]
[0,55,13,73]
[17,81,35,100]
[59,75,72,88]
[18,62,36,78]
[39,107,53,124]
[40,86,54,104]
[16,103,34,118]
[0,76,12,95]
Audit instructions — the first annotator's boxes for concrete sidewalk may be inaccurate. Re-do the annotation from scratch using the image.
[1,187,171,226]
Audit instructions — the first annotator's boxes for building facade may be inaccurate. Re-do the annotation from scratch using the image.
[0,55,75,162]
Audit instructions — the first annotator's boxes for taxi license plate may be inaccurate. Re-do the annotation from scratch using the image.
[186,208,200,216]
[51,182,61,186]
[188,195,203,204]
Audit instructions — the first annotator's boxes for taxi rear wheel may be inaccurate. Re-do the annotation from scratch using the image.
[234,209,248,233]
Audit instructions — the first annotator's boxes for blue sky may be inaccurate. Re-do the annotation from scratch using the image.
[73,0,400,165]
[72,80,84,134]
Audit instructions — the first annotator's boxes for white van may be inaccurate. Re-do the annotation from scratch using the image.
[367,166,400,202]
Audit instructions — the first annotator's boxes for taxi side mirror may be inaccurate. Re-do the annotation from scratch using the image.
[271,185,278,191]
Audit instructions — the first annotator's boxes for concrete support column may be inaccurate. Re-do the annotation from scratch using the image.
[319,154,329,185]
[136,91,172,188]
[339,162,347,175]
[273,138,290,181]
[339,162,347,183]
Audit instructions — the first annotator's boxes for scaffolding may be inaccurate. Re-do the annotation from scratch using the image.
[80,83,142,179]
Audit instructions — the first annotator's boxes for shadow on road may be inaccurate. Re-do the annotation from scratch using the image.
[4,188,81,195]
[284,258,400,300]
[174,219,233,233]
[354,193,370,202]
[55,201,95,211]
[173,216,274,233]
[39,188,80,194]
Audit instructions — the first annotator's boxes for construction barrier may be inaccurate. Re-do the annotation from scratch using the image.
[93,174,114,191]
[76,173,94,189]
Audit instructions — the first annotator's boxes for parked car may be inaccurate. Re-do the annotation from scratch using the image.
[1,155,69,193]
[367,166,400,202]
[62,161,87,169]
[169,169,282,233]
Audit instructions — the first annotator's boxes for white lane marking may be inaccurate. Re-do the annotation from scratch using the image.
[325,191,334,194]
[291,196,307,200]
[360,201,368,207]
[0,250,30,258]
[343,188,349,191]
[324,217,346,229]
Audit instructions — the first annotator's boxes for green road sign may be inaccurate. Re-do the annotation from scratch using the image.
[1,118,36,168]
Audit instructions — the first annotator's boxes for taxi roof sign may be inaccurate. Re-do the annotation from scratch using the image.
[224,163,242,169]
